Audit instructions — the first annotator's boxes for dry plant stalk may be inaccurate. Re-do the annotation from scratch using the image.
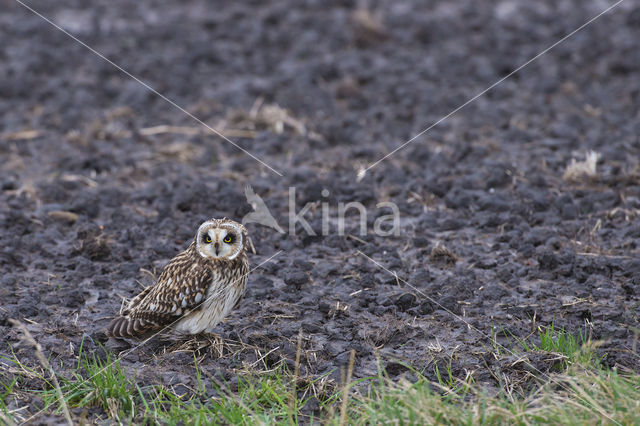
[1,129,41,141]
[339,350,356,426]
[0,412,17,426]
[140,125,257,139]
[289,329,304,422]
[351,9,388,40]
[563,151,600,182]
[9,319,73,426]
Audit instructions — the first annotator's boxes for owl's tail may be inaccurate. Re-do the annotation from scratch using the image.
[107,316,155,339]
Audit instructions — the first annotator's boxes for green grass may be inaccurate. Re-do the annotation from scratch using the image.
[336,365,640,425]
[0,376,18,423]
[136,357,330,424]
[494,320,603,369]
[32,350,330,424]
[1,326,639,425]
[536,321,601,366]
[42,354,136,421]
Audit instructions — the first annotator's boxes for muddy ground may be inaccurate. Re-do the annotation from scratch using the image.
[1,0,640,421]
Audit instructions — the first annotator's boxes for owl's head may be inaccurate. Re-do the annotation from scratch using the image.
[195,218,247,260]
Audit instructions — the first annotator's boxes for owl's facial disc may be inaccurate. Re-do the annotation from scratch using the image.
[196,221,244,260]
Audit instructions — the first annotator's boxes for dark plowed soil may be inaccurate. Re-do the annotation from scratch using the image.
[2,0,639,419]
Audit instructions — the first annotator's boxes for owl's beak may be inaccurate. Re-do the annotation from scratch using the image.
[214,242,220,255]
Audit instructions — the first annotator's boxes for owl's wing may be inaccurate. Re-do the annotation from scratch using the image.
[108,251,213,339]
[121,285,152,316]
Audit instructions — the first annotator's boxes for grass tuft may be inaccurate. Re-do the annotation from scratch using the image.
[522,321,603,369]
[338,364,640,425]
[41,353,136,421]
[3,325,638,424]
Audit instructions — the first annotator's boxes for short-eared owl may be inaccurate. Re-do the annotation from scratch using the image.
[108,218,249,338]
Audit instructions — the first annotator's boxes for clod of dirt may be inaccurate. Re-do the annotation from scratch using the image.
[537,251,558,271]
[429,245,458,265]
[394,293,417,311]
[351,9,389,46]
[318,302,331,314]
[284,270,309,288]
[75,227,112,261]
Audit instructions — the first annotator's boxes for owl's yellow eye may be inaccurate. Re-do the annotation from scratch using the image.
[223,235,233,244]
[204,235,212,243]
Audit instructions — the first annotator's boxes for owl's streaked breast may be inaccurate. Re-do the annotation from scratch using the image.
[174,259,249,334]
